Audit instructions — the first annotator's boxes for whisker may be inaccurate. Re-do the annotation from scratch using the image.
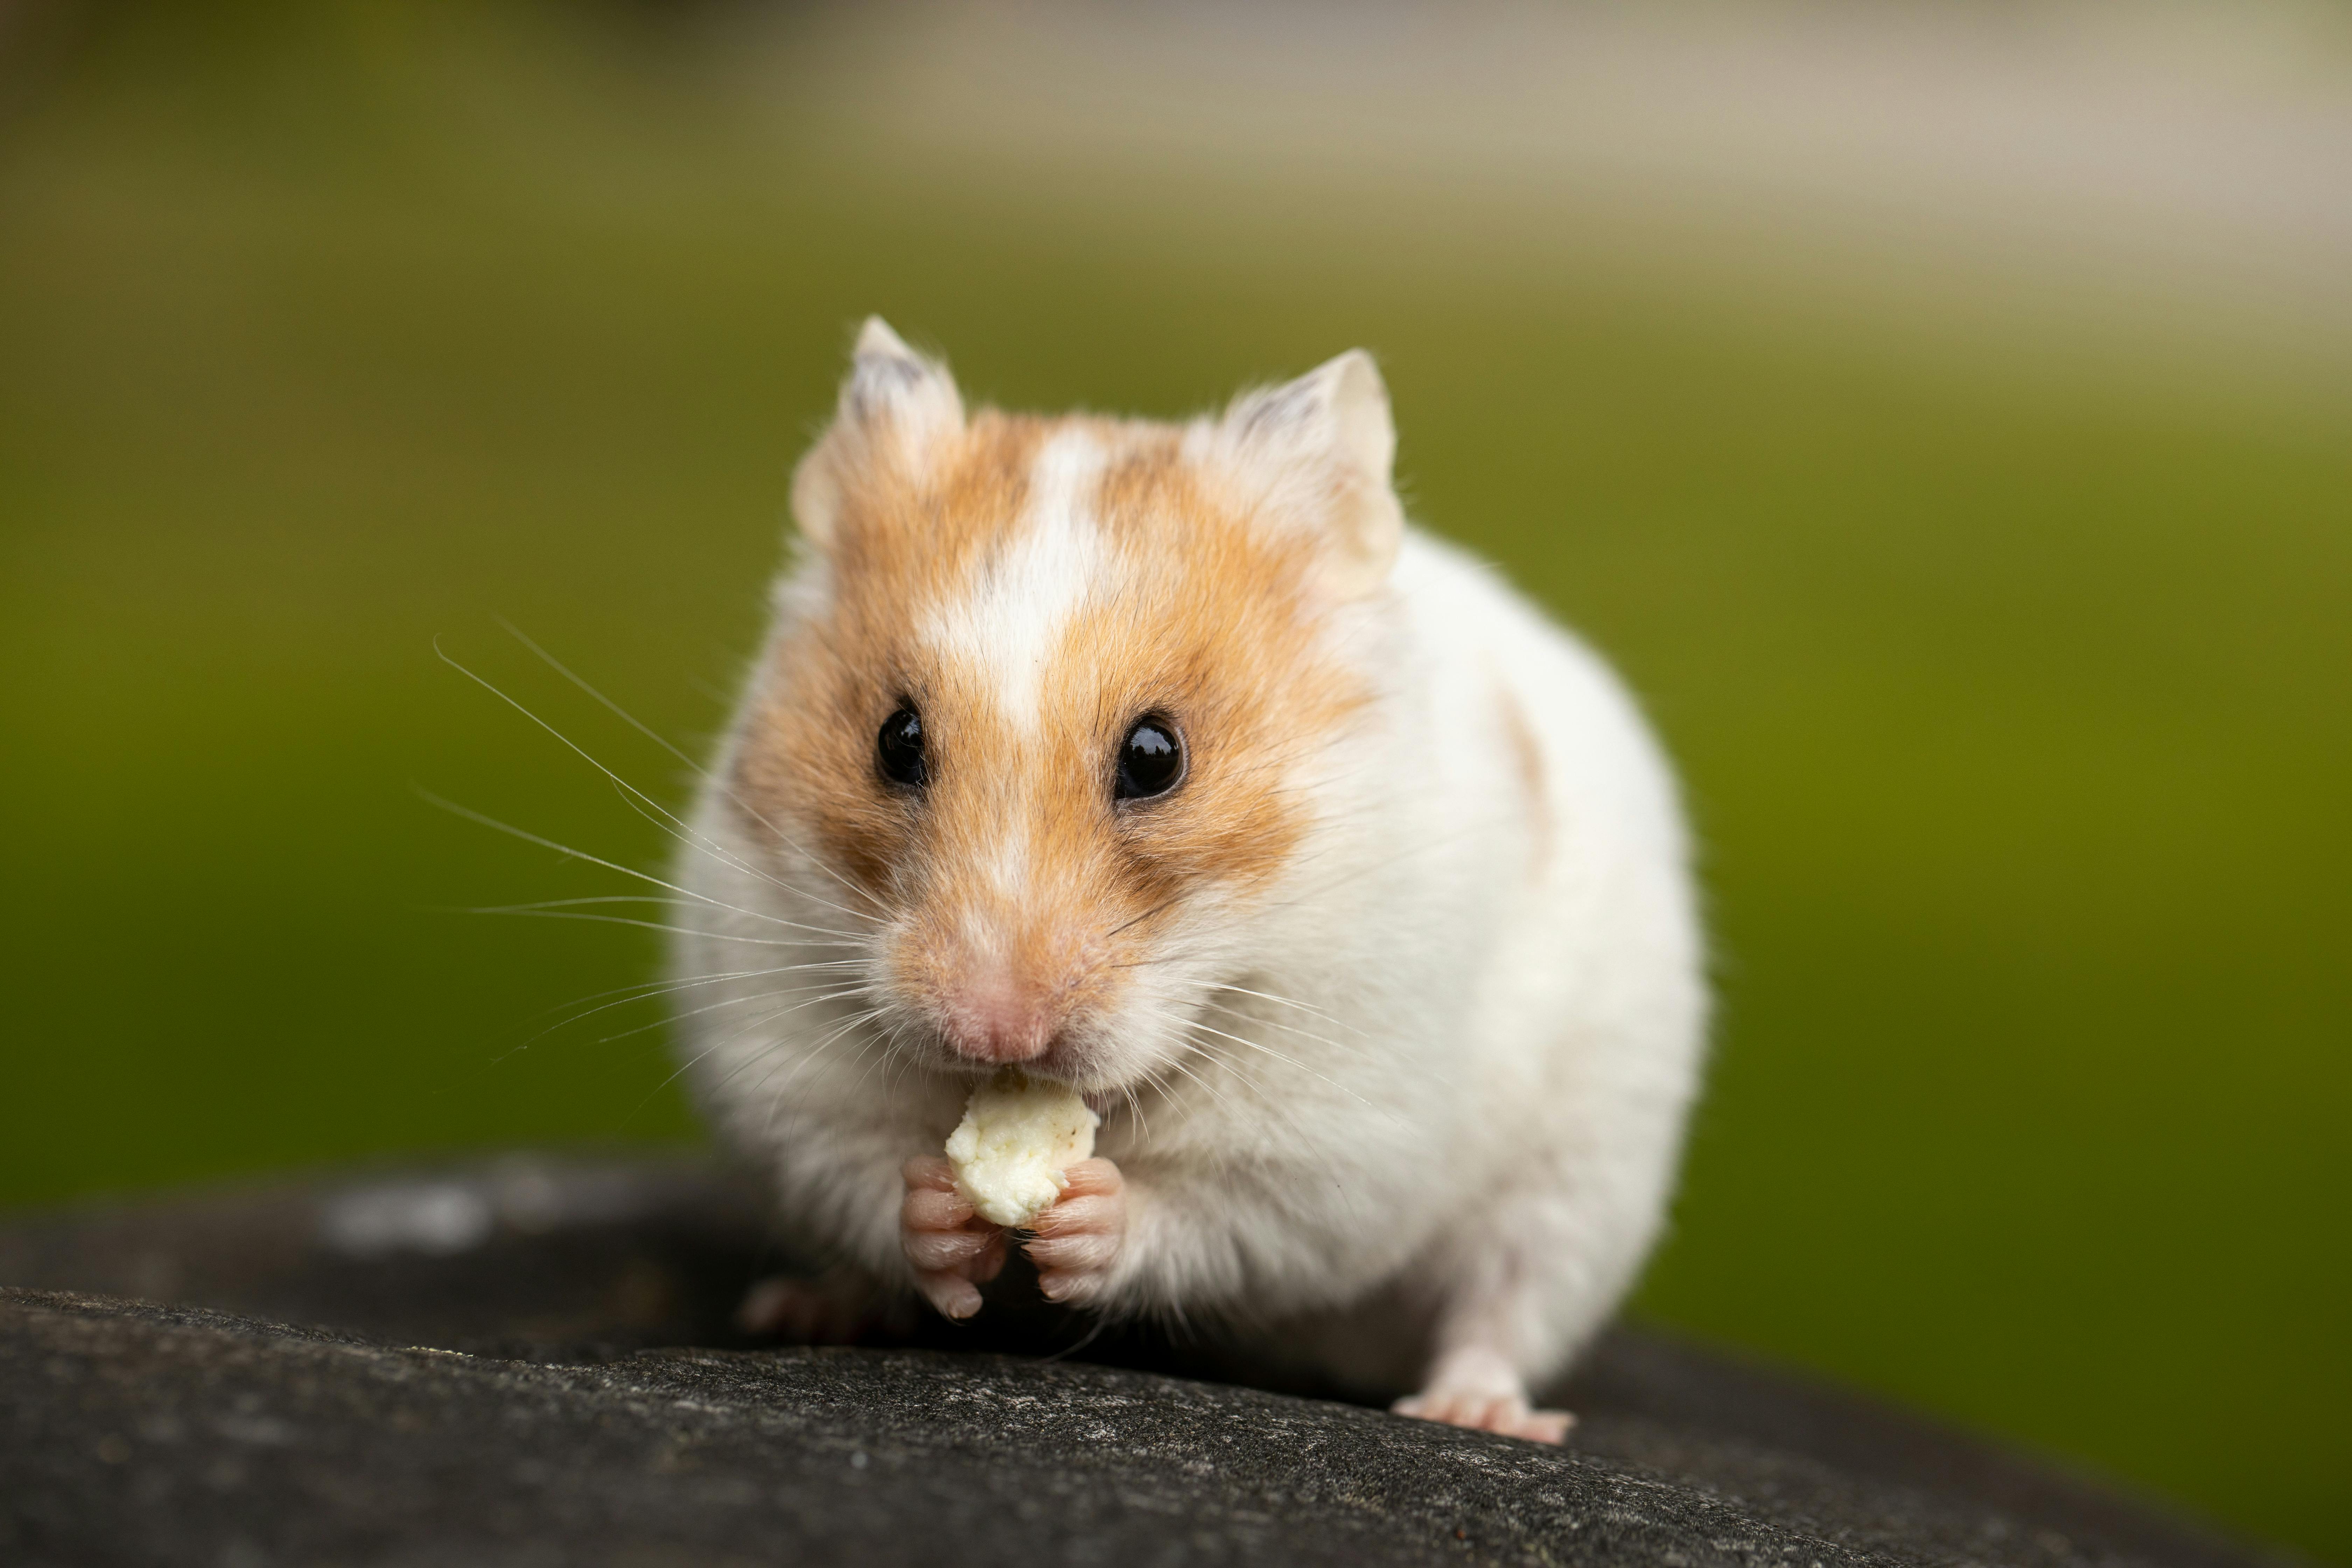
[1208,983,1366,1037]
[674,997,847,1111]
[493,618,891,923]
[1200,998,1378,1062]
[605,776,887,933]
[848,1009,919,1099]
[1174,1018,1389,1118]
[766,1007,892,1134]
[513,961,871,1051]
[463,905,865,948]
[635,982,875,1091]
[1104,894,1183,941]
[438,639,884,930]
[415,789,852,941]
[1128,1008,1386,1175]
[626,987,843,1121]
[600,978,874,1043]
[1152,1050,1244,1119]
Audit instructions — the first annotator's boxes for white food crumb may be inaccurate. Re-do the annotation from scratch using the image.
[944,1069,1099,1228]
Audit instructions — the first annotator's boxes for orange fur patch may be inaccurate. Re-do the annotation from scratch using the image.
[1494,674,1552,876]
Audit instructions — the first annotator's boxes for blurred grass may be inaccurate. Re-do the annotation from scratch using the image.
[1,4,2346,1559]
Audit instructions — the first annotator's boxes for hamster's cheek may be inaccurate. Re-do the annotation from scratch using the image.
[1066,977,1202,1094]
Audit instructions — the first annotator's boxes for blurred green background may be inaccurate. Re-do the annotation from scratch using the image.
[1,2,2346,1559]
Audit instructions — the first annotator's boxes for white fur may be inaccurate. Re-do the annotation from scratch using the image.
[674,354,1706,1410]
[919,427,1108,737]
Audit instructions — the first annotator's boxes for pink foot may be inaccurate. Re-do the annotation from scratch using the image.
[1021,1158,1125,1307]
[901,1155,1007,1320]
[1393,1346,1576,1444]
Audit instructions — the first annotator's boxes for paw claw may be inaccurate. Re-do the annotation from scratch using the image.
[903,1157,1002,1320]
[1018,1158,1125,1306]
[905,1154,1126,1317]
[917,1272,982,1319]
[1518,1409,1576,1444]
[1394,1377,1576,1445]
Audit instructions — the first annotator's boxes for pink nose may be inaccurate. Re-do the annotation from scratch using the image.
[943,980,1054,1064]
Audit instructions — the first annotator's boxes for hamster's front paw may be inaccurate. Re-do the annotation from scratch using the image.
[901,1155,1006,1320]
[1022,1157,1125,1306]
[1394,1346,1576,1444]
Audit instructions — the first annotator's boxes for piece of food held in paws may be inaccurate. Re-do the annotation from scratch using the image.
[946,1070,1099,1228]
[672,318,1707,1444]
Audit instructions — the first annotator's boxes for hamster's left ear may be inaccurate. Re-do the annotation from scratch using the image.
[1214,349,1403,599]
[791,316,966,552]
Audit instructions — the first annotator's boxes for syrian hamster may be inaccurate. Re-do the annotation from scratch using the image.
[671,320,1706,1440]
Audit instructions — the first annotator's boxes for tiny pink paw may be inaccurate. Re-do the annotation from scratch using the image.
[1395,1347,1576,1445]
[1021,1157,1125,1307]
[901,1155,1006,1320]
[1392,1388,1576,1444]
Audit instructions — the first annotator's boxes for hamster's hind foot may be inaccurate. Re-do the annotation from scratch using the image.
[1393,1345,1576,1444]
[735,1266,901,1344]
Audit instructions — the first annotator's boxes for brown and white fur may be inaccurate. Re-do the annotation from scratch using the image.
[672,320,1706,1441]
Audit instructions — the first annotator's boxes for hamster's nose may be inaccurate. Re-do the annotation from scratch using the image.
[940,976,1055,1065]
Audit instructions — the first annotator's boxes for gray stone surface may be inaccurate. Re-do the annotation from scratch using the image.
[0,1156,2274,1568]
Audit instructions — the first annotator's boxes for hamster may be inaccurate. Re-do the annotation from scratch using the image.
[671,319,1707,1441]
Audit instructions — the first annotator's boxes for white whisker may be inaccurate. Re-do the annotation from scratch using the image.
[764,1007,892,1136]
[512,961,872,1052]
[493,618,891,923]
[1201,997,1378,1063]
[611,980,873,1049]
[436,639,884,930]
[1164,1014,1409,1134]
[635,987,875,1086]
[416,789,852,941]
[1209,983,1365,1037]
[465,904,865,949]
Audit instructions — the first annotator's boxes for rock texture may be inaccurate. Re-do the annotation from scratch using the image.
[0,1156,2272,1568]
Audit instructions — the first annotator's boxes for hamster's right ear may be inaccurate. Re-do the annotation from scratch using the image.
[790,317,966,551]
[1213,349,1403,600]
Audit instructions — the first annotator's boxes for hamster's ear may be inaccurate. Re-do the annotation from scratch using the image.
[1214,349,1403,599]
[790,316,966,551]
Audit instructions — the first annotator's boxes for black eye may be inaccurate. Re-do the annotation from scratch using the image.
[1115,716,1184,802]
[877,706,926,788]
